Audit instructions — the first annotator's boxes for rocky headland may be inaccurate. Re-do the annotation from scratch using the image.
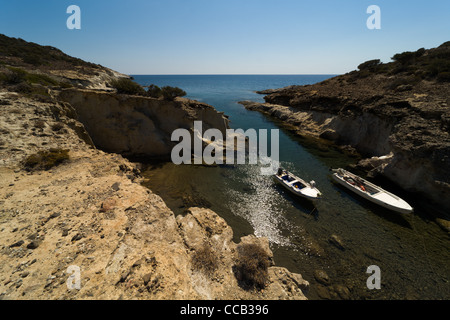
[240,43,450,226]
[0,34,308,299]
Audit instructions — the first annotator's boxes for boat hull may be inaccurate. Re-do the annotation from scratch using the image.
[332,169,413,214]
[273,171,321,201]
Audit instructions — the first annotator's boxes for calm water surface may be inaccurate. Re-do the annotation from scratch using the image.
[133,75,450,300]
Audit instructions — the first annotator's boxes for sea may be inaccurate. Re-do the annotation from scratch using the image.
[132,75,450,300]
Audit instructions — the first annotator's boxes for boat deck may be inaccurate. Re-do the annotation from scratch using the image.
[333,169,413,213]
[372,192,395,203]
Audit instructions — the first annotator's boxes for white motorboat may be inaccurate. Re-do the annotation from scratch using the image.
[273,168,322,200]
[331,168,413,214]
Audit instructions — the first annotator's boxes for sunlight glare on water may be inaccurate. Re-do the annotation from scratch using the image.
[226,163,293,247]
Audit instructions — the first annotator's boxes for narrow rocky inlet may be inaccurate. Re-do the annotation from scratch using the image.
[240,42,450,227]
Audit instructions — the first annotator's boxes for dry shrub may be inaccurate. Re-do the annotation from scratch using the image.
[24,148,70,171]
[234,243,270,290]
[191,243,218,276]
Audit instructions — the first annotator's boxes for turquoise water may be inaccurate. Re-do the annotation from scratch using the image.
[133,75,450,300]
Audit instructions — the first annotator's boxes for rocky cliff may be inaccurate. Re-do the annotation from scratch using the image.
[58,88,229,158]
[241,42,450,219]
[0,34,309,300]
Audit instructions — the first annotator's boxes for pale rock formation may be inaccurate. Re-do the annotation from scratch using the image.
[0,84,308,301]
[58,89,230,158]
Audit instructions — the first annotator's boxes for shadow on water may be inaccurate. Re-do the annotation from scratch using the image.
[140,161,256,242]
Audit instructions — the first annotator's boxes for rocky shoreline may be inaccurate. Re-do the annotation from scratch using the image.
[0,34,309,300]
[241,43,450,227]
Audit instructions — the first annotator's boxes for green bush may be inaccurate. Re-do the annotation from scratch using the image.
[392,51,418,65]
[10,82,32,94]
[392,48,426,66]
[415,47,426,58]
[22,53,42,66]
[147,84,162,98]
[25,73,59,86]
[358,59,381,71]
[426,59,450,77]
[110,78,146,95]
[234,243,270,290]
[161,86,186,101]
[1,67,63,89]
[3,67,27,84]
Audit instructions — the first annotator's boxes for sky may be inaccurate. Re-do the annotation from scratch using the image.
[0,0,449,75]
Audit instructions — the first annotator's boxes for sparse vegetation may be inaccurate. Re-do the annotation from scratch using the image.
[0,66,69,95]
[234,243,270,290]
[350,43,450,82]
[9,82,32,94]
[0,34,100,71]
[191,243,219,276]
[2,67,26,84]
[386,75,423,91]
[110,78,146,95]
[146,84,162,98]
[161,86,186,100]
[25,72,59,86]
[108,79,187,100]
[358,59,381,71]
[392,49,424,65]
[23,148,70,171]
[145,84,187,100]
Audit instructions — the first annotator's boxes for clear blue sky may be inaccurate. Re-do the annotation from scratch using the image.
[0,0,449,75]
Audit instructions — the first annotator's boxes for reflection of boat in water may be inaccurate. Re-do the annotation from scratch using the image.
[273,168,322,201]
[331,168,414,214]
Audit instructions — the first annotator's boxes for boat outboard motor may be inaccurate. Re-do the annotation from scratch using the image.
[277,168,283,176]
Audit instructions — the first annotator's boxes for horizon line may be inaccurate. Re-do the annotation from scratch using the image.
[128,73,342,76]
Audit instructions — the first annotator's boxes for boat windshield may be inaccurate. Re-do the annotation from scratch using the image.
[293,182,306,189]
[282,175,295,182]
